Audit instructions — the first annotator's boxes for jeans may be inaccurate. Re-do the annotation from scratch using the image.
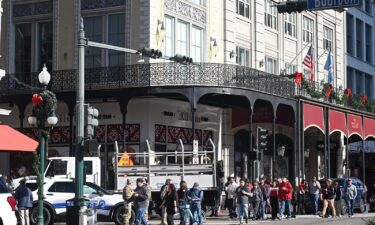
[167,213,174,225]
[252,201,261,219]
[190,203,203,225]
[236,203,248,223]
[179,203,186,225]
[310,193,319,214]
[259,200,267,218]
[135,207,148,225]
[279,200,291,218]
[346,199,354,216]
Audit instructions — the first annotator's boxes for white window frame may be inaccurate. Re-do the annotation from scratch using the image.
[285,63,297,74]
[264,0,277,30]
[236,0,250,18]
[323,26,333,51]
[303,16,313,43]
[191,26,203,62]
[236,46,250,67]
[164,16,175,57]
[265,56,277,74]
[191,0,205,6]
[284,13,296,38]
[177,20,189,56]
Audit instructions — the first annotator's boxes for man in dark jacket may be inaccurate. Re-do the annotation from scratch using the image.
[133,178,149,225]
[15,179,33,225]
[333,181,342,216]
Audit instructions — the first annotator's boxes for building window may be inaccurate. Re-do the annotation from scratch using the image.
[365,24,372,63]
[191,26,203,62]
[356,19,363,59]
[303,16,313,43]
[365,74,373,97]
[285,63,297,74]
[191,0,205,6]
[108,14,125,67]
[177,20,189,56]
[84,16,103,68]
[236,47,250,67]
[38,22,53,71]
[264,0,277,30]
[356,70,363,94]
[347,67,354,91]
[346,14,353,55]
[236,0,250,18]
[15,24,32,73]
[365,0,372,14]
[164,16,175,57]
[165,15,204,61]
[284,13,296,37]
[265,56,277,74]
[303,68,311,80]
[323,26,333,51]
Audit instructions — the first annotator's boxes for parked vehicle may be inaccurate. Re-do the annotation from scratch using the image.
[24,177,131,225]
[303,177,366,214]
[0,180,17,225]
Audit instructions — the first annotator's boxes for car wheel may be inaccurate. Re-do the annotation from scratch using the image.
[359,198,366,213]
[30,206,52,225]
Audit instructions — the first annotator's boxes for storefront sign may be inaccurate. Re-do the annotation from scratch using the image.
[348,114,362,138]
[364,117,375,139]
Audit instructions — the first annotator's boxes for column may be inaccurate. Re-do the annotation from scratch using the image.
[248,109,253,180]
[272,115,276,180]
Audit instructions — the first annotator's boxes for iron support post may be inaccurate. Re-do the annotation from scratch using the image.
[37,131,46,225]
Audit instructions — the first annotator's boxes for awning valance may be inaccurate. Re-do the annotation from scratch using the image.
[329,109,346,135]
[303,103,325,133]
[348,114,363,138]
[0,125,38,152]
[364,117,375,139]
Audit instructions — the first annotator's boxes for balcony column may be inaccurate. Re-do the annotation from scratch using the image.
[248,109,253,180]
[191,107,196,140]
[272,114,276,180]
[69,110,74,156]
[122,109,127,148]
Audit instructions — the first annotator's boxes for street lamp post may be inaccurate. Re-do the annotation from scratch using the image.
[28,65,58,225]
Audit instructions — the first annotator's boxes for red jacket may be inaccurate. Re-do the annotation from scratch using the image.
[278,181,293,200]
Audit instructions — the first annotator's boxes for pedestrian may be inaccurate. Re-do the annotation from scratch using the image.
[133,178,149,225]
[269,180,279,220]
[259,179,270,220]
[160,179,172,225]
[308,175,321,215]
[344,178,357,218]
[122,179,134,225]
[278,177,293,219]
[251,181,263,220]
[14,179,33,225]
[164,183,178,225]
[225,177,238,219]
[1,175,13,193]
[187,182,204,225]
[321,179,336,218]
[144,179,153,221]
[297,179,307,215]
[177,181,189,225]
[235,179,252,225]
[333,181,342,217]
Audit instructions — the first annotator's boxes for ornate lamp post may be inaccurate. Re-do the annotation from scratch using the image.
[28,65,58,225]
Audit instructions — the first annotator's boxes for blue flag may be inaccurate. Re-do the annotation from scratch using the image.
[324,51,333,84]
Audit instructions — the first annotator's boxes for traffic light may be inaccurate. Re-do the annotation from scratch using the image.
[216,160,224,178]
[258,127,269,150]
[85,105,99,139]
[275,0,307,13]
[140,48,162,59]
[171,54,193,64]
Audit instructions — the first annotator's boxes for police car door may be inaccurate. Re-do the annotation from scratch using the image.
[46,181,75,214]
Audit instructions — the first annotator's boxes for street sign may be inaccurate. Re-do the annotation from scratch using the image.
[308,0,360,10]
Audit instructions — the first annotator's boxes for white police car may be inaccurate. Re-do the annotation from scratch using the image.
[25,178,128,225]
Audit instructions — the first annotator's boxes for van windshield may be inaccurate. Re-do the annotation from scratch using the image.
[45,160,68,177]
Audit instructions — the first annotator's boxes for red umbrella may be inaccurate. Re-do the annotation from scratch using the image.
[0,125,38,152]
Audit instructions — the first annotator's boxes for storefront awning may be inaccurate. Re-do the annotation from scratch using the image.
[304,103,325,133]
[364,117,375,139]
[347,114,363,138]
[329,109,346,135]
[0,125,38,152]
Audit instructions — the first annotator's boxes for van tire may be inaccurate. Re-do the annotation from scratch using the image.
[30,206,52,225]
[113,205,135,225]
[359,198,365,213]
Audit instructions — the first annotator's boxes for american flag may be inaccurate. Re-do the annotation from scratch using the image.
[303,45,314,81]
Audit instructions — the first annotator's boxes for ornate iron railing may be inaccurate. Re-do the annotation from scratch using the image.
[0,63,296,97]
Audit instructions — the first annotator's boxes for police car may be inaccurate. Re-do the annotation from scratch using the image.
[24,177,129,225]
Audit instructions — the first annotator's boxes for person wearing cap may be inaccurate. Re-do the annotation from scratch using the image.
[133,178,149,225]
[160,179,172,225]
[344,178,357,218]
[15,178,33,225]
[187,182,204,225]
[123,179,134,225]
[321,179,336,218]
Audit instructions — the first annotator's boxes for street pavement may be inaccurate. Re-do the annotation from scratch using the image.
[55,213,375,225]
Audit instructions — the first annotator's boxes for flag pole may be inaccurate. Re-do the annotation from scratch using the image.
[287,42,311,71]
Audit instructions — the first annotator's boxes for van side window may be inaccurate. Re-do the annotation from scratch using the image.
[84,161,93,175]
[48,182,75,193]
[46,160,68,177]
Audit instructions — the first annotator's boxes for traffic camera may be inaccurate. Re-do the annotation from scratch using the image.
[140,48,162,59]
[172,54,193,64]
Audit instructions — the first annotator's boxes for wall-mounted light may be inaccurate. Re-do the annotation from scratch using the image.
[229,49,236,59]
[156,19,166,46]
[259,59,264,68]
[209,37,218,60]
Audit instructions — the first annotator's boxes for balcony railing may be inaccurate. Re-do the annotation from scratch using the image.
[0,63,374,114]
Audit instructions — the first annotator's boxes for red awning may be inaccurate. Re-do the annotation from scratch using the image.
[364,117,375,139]
[329,109,346,135]
[0,125,38,152]
[347,114,363,138]
[304,103,325,133]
